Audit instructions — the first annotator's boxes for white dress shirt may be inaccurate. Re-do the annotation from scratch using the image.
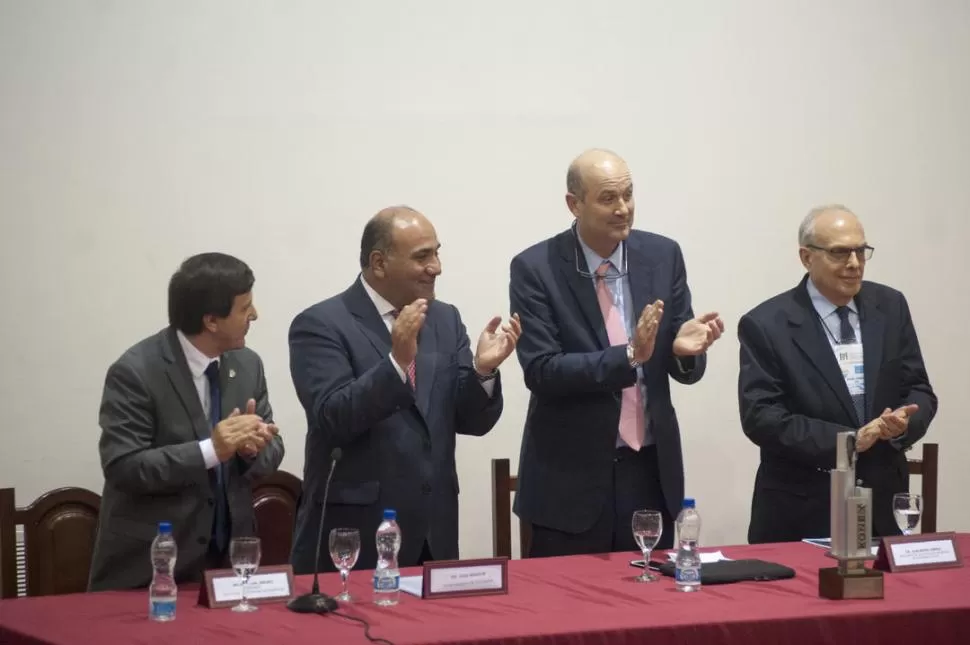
[176,330,222,470]
[359,276,496,397]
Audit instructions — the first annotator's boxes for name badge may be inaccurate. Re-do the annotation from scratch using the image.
[836,342,865,396]
[418,558,509,599]
[874,532,964,573]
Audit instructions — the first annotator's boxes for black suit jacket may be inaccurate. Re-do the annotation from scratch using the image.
[90,328,284,591]
[738,276,937,542]
[510,228,705,533]
[288,278,503,572]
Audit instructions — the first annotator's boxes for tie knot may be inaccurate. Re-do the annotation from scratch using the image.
[390,309,401,319]
[835,306,852,323]
[204,360,220,381]
[595,261,611,278]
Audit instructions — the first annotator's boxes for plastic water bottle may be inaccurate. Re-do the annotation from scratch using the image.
[149,521,178,621]
[373,509,402,606]
[675,498,702,592]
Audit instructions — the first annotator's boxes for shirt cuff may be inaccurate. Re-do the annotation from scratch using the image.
[199,438,220,469]
[389,353,408,383]
[480,378,496,398]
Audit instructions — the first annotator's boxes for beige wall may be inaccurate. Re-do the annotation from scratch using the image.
[2,1,968,558]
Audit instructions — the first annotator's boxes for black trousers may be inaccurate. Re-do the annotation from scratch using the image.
[528,445,675,557]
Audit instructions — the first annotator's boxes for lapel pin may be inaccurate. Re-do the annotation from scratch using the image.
[229,369,236,379]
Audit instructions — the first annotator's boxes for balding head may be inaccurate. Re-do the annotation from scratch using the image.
[565,149,635,258]
[798,204,868,306]
[360,205,441,307]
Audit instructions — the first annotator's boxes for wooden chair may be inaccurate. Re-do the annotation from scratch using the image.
[907,442,938,533]
[491,458,531,559]
[252,470,302,566]
[0,487,101,598]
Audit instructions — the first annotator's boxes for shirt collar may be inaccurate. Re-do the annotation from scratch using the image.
[176,329,217,379]
[359,275,397,318]
[577,231,624,276]
[806,277,858,319]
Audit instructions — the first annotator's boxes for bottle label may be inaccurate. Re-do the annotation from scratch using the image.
[675,567,701,583]
[149,599,176,620]
[373,573,400,592]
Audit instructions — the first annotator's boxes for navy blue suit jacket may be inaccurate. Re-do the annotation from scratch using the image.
[510,228,705,533]
[739,276,937,542]
[289,278,503,572]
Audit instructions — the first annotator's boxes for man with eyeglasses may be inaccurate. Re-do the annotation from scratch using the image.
[509,149,724,557]
[739,205,937,543]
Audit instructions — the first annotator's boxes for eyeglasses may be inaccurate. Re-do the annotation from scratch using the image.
[806,244,874,263]
[572,224,629,280]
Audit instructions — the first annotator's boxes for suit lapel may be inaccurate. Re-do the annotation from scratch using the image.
[556,230,609,349]
[345,279,393,357]
[788,283,859,424]
[219,352,239,418]
[858,286,885,421]
[162,328,211,442]
[414,313,438,419]
[626,234,658,330]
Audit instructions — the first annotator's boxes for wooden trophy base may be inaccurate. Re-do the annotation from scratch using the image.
[819,566,884,600]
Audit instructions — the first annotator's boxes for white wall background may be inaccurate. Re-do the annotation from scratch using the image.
[2,1,968,557]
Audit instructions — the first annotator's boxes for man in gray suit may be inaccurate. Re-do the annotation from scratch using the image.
[89,253,284,591]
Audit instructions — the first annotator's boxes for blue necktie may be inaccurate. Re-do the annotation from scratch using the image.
[836,306,866,425]
[204,361,230,554]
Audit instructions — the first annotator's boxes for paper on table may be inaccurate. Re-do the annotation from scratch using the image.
[665,550,731,563]
[399,575,423,598]
[802,537,879,556]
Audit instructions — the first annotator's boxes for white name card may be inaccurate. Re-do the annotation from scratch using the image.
[420,557,509,599]
[200,565,295,608]
[874,532,964,573]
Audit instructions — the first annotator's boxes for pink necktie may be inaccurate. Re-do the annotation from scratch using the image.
[390,310,416,389]
[595,263,645,451]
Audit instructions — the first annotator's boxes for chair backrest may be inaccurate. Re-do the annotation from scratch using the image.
[491,458,531,559]
[252,470,302,566]
[0,487,101,598]
[906,443,938,533]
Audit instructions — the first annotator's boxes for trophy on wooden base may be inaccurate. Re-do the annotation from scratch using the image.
[818,431,884,600]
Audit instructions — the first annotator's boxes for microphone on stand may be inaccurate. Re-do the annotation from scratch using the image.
[287,447,342,614]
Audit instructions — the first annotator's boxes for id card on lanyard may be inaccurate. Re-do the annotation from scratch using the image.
[836,342,865,396]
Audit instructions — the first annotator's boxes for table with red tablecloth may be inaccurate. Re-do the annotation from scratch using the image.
[2,536,968,645]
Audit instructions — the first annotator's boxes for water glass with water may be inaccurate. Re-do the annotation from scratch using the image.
[329,528,361,602]
[632,510,663,582]
[893,493,922,535]
[229,537,261,612]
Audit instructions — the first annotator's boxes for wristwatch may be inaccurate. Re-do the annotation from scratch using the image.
[473,360,499,382]
[626,343,642,369]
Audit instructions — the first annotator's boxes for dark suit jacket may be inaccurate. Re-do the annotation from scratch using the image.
[89,328,284,591]
[288,278,503,572]
[510,228,705,533]
[738,276,937,543]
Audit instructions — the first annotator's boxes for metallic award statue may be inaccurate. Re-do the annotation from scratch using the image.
[819,431,885,599]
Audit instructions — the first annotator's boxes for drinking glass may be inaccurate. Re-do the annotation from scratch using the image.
[631,510,663,582]
[329,528,361,602]
[893,493,922,535]
[229,537,261,612]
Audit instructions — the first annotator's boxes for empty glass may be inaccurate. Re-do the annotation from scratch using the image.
[893,493,923,535]
[329,528,361,602]
[631,510,663,582]
[229,537,261,612]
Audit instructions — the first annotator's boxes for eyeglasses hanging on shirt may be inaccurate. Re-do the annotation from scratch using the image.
[571,222,629,280]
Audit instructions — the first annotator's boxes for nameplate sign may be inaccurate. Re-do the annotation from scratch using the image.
[198,565,295,608]
[421,557,508,599]
[874,532,963,573]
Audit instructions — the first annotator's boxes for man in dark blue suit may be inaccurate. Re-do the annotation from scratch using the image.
[289,206,522,572]
[510,149,724,557]
[739,205,936,543]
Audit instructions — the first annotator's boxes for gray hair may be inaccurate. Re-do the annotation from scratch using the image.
[798,204,855,246]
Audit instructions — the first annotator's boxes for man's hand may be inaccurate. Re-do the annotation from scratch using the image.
[856,418,885,453]
[236,399,279,459]
[474,314,522,374]
[391,299,428,372]
[212,401,264,462]
[878,404,919,440]
[631,300,664,363]
[673,312,725,357]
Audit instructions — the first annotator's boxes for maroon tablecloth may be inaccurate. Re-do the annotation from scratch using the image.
[2,536,968,645]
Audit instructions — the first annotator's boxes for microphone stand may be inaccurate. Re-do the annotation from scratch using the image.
[287,448,342,614]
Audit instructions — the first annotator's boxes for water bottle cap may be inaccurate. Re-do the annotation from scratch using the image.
[382,509,396,521]
[682,498,695,509]
[158,521,172,534]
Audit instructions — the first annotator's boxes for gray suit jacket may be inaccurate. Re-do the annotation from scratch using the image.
[88,327,284,591]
